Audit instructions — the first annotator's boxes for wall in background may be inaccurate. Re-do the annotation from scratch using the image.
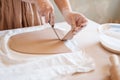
[51,0,120,24]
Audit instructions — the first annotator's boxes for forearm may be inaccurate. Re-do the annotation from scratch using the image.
[22,0,37,3]
[54,0,72,15]
[21,0,45,3]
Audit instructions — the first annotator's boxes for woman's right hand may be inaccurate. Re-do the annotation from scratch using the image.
[37,0,55,25]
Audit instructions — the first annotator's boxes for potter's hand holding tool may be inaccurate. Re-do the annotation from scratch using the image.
[37,0,55,26]
[37,0,60,39]
[63,11,87,35]
[37,0,87,40]
[110,54,120,80]
[54,0,87,40]
[62,12,87,40]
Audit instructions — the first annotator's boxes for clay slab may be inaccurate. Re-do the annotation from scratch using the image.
[8,28,71,54]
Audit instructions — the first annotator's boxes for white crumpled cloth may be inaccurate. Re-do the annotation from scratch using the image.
[0,22,95,80]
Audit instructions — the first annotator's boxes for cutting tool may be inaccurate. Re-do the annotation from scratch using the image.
[51,25,75,41]
[51,25,61,40]
[61,29,74,41]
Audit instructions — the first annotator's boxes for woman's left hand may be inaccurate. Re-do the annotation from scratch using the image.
[63,11,88,34]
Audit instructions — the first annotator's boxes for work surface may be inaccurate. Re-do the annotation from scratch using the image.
[57,20,117,80]
[0,20,117,80]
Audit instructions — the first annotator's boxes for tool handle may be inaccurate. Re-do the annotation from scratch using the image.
[62,29,74,41]
[52,25,54,28]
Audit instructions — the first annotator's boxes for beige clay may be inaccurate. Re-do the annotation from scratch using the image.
[8,28,71,54]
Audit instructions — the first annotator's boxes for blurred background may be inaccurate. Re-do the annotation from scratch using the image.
[51,0,120,24]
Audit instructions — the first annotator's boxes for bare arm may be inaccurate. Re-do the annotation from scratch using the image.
[37,0,54,25]
[54,0,72,16]
[22,0,54,25]
[22,0,37,3]
[54,0,87,35]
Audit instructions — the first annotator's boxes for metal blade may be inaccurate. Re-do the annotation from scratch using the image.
[51,25,61,40]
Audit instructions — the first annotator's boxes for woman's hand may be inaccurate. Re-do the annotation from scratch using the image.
[63,11,88,34]
[37,0,54,25]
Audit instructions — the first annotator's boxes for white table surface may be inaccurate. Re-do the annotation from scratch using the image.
[0,20,117,80]
[57,20,117,80]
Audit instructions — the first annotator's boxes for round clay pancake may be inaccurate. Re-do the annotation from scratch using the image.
[8,28,71,54]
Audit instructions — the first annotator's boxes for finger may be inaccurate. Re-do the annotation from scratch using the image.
[76,16,82,26]
[81,22,87,27]
[38,10,48,24]
[76,23,87,33]
[74,26,81,32]
[49,12,55,26]
[45,12,50,23]
[71,17,77,30]
[76,17,87,29]
[74,18,82,31]
[72,30,78,35]
[38,11,43,25]
[73,27,81,34]
[72,28,80,35]
[74,19,85,33]
[81,19,88,27]
[83,17,88,23]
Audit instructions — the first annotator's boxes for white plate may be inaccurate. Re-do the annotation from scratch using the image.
[98,23,120,54]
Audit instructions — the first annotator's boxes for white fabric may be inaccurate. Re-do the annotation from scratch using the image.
[0,22,95,80]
